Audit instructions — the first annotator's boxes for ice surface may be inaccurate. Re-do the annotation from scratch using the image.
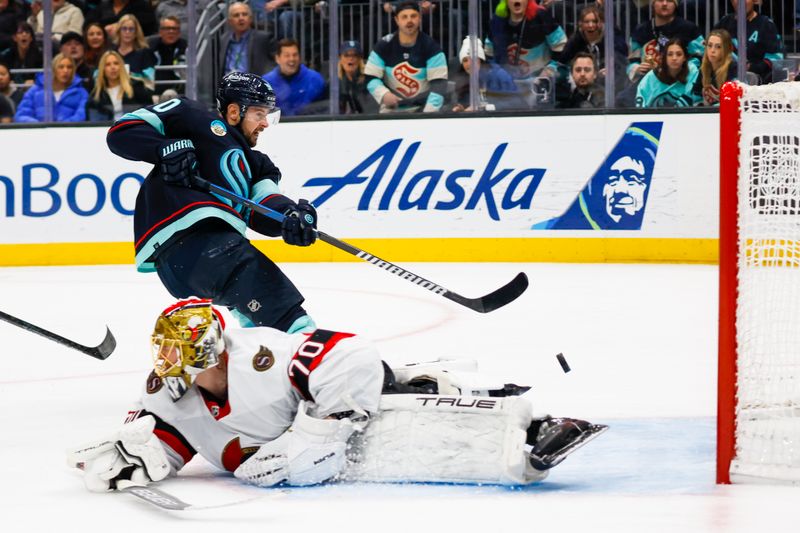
[0,262,796,532]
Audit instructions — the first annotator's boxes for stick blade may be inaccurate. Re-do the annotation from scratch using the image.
[446,272,529,313]
[86,327,116,360]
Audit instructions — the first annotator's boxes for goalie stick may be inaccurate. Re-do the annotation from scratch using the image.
[0,310,116,359]
[196,179,529,313]
[116,480,283,512]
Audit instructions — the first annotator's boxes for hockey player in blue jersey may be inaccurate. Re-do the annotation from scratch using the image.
[106,73,318,334]
[364,1,448,113]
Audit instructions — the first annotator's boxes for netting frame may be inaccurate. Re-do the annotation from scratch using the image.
[718,81,800,484]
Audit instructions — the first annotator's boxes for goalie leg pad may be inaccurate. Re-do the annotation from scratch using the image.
[342,394,548,485]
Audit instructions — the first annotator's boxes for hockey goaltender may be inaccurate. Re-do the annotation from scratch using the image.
[68,299,606,490]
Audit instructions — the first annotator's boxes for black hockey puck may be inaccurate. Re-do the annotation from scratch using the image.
[556,353,571,373]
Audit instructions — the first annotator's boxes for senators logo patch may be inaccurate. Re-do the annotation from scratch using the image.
[252,346,275,372]
[146,371,163,394]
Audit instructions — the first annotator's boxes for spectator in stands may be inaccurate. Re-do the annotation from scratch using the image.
[14,52,89,122]
[221,2,274,76]
[337,39,376,114]
[451,36,520,112]
[27,0,83,42]
[0,61,17,121]
[86,49,152,121]
[0,0,25,53]
[60,31,91,88]
[0,21,40,84]
[113,14,155,91]
[88,0,156,39]
[560,4,628,93]
[558,52,605,109]
[627,0,703,84]
[263,0,300,40]
[155,0,210,30]
[83,21,110,74]
[698,29,736,106]
[147,15,186,95]
[263,38,325,116]
[364,1,448,113]
[0,61,23,110]
[635,37,700,107]
[486,0,567,81]
[713,0,783,84]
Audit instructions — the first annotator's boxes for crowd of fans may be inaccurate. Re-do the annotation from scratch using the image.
[0,0,795,123]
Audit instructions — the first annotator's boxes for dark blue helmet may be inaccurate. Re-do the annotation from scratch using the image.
[216,72,277,116]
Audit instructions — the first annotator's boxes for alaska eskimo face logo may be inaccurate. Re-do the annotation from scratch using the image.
[392,62,421,97]
[532,122,663,230]
[210,119,227,136]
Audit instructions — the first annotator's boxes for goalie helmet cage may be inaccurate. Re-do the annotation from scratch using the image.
[718,81,800,485]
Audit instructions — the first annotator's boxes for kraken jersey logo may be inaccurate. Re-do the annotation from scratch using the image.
[146,370,163,394]
[210,119,227,136]
[392,62,421,98]
[253,345,275,372]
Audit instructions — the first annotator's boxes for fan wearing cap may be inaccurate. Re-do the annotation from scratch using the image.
[27,0,84,42]
[67,298,384,491]
[59,31,92,88]
[337,39,377,114]
[450,36,519,112]
[106,72,319,336]
[364,1,448,113]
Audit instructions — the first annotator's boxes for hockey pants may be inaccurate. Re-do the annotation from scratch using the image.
[154,221,308,331]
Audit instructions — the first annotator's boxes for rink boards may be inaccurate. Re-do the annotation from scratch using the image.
[0,112,718,266]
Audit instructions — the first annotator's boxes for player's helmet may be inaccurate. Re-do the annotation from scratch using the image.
[151,299,226,388]
[216,72,277,117]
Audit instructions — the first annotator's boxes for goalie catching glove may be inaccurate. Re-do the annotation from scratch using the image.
[234,401,359,487]
[66,415,170,492]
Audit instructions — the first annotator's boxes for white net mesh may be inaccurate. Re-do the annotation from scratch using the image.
[733,82,800,483]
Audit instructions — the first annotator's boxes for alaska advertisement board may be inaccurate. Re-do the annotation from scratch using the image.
[0,113,718,265]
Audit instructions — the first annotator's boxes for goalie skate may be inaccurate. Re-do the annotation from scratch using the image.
[526,418,608,471]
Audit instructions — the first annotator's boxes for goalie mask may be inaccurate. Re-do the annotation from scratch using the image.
[151,299,226,401]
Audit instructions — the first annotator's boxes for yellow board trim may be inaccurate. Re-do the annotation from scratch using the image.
[0,238,719,266]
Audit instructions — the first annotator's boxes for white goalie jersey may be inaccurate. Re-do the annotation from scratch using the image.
[130,327,384,473]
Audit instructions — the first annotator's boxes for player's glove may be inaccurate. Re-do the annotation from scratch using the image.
[66,415,171,492]
[281,199,317,247]
[159,139,199,188]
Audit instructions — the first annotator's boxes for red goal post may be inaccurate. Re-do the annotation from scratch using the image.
[718,81,800,484]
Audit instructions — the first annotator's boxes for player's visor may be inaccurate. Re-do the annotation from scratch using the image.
[246,106,281,127]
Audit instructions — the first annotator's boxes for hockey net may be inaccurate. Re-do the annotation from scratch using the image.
[718,81,800,484]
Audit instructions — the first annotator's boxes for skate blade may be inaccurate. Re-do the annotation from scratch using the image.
[528,423,609,470]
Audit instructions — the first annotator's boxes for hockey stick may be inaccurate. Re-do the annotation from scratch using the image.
[0,310,116,360]
[196,179,529,313]
[117,480,282,512]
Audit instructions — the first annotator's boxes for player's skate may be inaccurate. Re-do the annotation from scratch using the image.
[526,417,608,470]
